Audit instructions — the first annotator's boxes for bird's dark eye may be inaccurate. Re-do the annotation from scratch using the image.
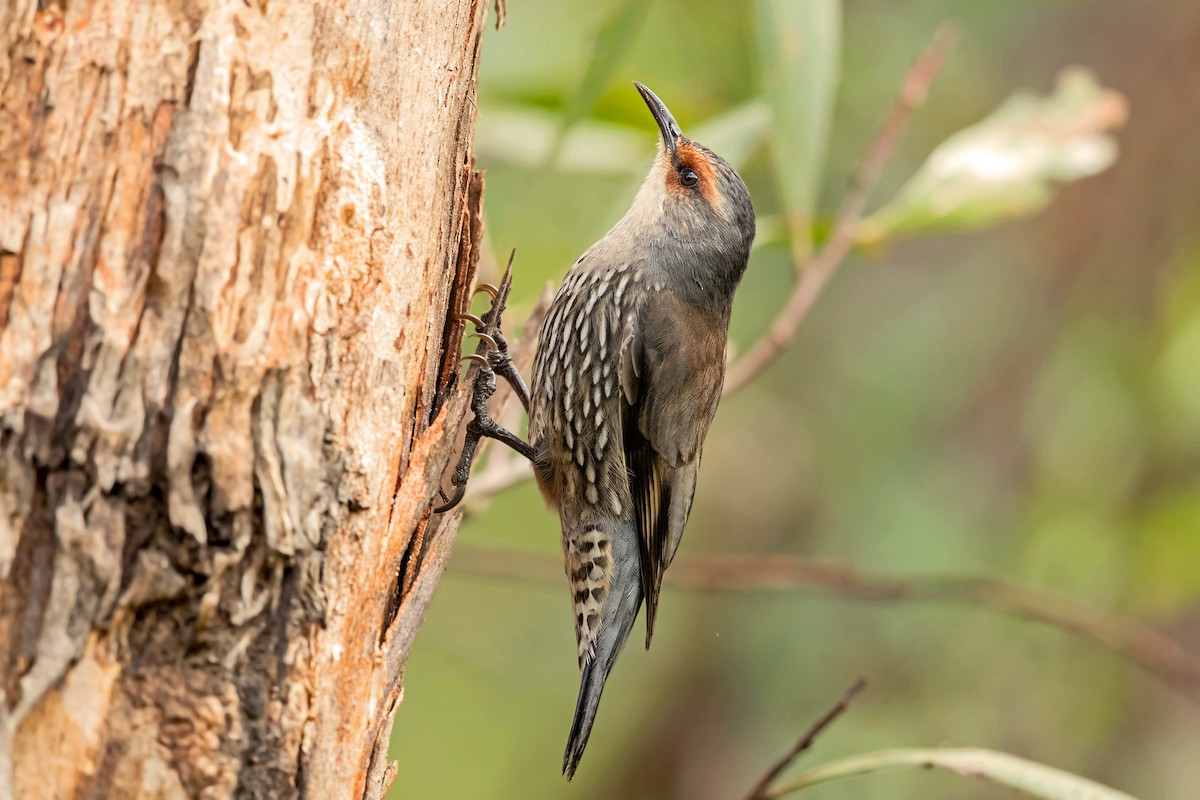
[679,168,699,187]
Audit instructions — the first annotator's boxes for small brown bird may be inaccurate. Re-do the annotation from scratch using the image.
[528,83,755,777]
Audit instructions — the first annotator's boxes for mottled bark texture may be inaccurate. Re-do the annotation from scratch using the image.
[0,1,488,797]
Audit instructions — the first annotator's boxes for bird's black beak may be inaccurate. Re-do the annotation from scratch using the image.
[634,82,682,163]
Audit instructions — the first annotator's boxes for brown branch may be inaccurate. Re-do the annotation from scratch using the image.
[449,545,1200,704]
[743,679,868,800]
[723,25,958,395]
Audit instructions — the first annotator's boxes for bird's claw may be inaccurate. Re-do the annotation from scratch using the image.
[461,353,489,367]
[433,481,467,514]
[451,283,529,408]
[435,252,534,514]
[456,311,488,331]
[433,369,505,514]
[468,331,499,352]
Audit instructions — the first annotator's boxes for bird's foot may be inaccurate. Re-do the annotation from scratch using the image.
[458,286,530,412]
[435,258,536,513]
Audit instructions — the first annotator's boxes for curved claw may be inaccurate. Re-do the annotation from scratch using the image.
[473,283,499,299]
[468,331,499,352]
[434,482,466,513]
[455,312,487,330]
[461,353,489,367]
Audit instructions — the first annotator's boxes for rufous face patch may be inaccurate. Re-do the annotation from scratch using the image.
[670,141,720,206]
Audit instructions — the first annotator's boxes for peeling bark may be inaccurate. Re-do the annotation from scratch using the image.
[0,1,488,797]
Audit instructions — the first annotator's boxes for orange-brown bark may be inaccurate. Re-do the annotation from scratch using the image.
[0,1,487,797]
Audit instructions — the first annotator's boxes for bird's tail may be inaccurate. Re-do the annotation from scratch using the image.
[562,652,610,779]
[562,523,642,779]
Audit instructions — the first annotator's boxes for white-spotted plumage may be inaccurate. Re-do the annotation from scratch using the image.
[529,260,640,660]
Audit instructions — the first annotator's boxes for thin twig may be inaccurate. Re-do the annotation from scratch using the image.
[723,25,958,395]
[449,545,1200,704]
[743,679,868,800]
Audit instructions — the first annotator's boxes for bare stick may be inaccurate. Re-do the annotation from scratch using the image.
[449,545,1200,704]
[743,679,868,800]
[723,25,958,395]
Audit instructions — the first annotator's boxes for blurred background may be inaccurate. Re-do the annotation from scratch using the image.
[391,1,1200,797]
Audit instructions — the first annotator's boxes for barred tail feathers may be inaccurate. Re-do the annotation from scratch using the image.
[562,521,642,779]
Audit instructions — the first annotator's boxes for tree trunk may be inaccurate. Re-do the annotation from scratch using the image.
[0,1,488,797]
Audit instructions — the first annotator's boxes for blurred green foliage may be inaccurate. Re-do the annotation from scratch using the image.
[390,1,1200,798]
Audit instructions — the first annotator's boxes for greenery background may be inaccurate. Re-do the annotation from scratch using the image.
[390,1,1200,797]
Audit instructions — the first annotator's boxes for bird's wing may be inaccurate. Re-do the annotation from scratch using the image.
[620,294,725,646]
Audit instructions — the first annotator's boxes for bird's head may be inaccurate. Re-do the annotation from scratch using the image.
[624,83,755,296]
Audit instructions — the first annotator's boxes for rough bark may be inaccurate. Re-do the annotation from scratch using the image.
[0,1,488,797]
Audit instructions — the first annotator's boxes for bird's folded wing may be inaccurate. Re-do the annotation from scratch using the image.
[619,295,724,646]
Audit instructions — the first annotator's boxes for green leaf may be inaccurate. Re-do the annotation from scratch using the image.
[754,0,841,258]
[769,747,1139,800]
[859,68,1128,243]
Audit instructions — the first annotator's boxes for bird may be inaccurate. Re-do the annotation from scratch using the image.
[527,82,756,778]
